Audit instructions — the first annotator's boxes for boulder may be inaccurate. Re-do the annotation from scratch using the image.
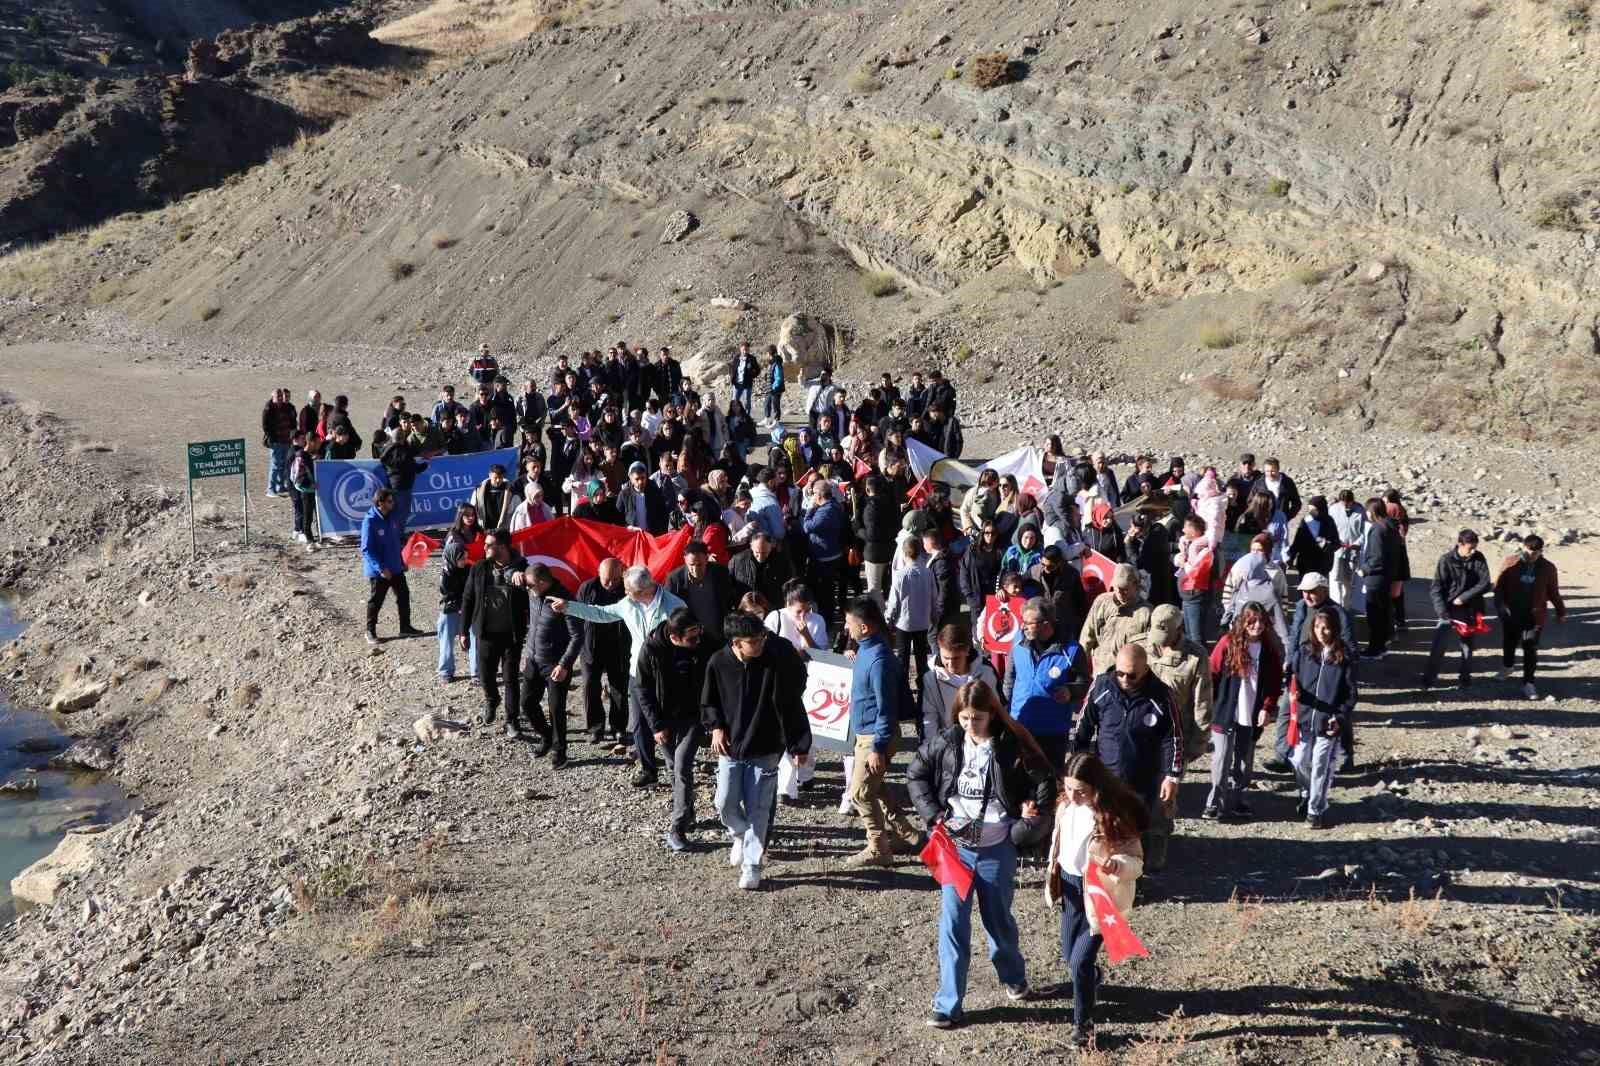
[10,832,97,905]
[0,775,39,797]
[14,97,77,142]
[681,350,731,390]
[48,678,107,713]
[13,736,64,754]
[47,738,115,772]
[413,714,470,744]
[659,210,697,243]
[778,313,837,381]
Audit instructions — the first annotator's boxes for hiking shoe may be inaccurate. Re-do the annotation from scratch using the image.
[842,847,894,868]
[1200,806,1221,821]
[364,632,380,646]
[610,742,632,756]
[630,768,657,788]
[1307,814,1328,830]
[530,733,554,757]
[728,837,744,868]
[1522,683,1538,700]
[926,1012,959,1030]
[1004,983,1032,1002]
[550,747,568,769]
[480,705,497,726]
[665,830,688,853]
[504,720,524,741]
[1260,758,1291,774]
[1229,801,1254,819]
[398,626,428,638]
[738,865,762,891]
[1071,1023,1094,1048]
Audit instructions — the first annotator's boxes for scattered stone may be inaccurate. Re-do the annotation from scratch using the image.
[1488,724,1516,741]
[10,833,98,905]
[1464,727,1483,745]
[48,677,108,713]
[414,714,470,744]
[47,738,116,772]
[659,210,697,244]
[12,736,62,754]
[0,775,39,797]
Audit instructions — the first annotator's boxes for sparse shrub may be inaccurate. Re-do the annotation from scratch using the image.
[25,14,43,35]
[864,271,899,297]
[846,70,881,94]
[1291,265,1325,285]
[607,312,623,324]
[1466,2,1493,16]
[232,682,262,710]
[1316,0,1348,12]
[1530,191,1583,230]
[721,227,745,242]
[1566,4,1591,30]
[944,67,960,80]
[176,227,194,243]
[951,342,974,365]
[196,303,221,322]
[386,258,416,281]
[627,227,642,239]
[969,53,1013,90]
[1265,177,1291,198]
[1196,374,1259,401]
[925,126,943,140]
[1507,76,1543,94]
[430,231,458,250]
[1197,319,1238,348]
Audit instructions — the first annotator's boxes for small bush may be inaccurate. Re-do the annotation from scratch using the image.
[430,232,458,250]
[944,67,960,80]
[864,271,899,297]
[925,126,943,140]
[951,342,974,365]
[969,53,1013,90]
[1531,192,1583,231]
[1291,266,1325,285]
[1196,374,1259,401]
[1507,77,1543,94]
[386,258,416,281]
[721,227,745,242]
[1197,319,1238,348]
[196,304,221,322]
[846,70,881,94]
[1265,178,1291,198]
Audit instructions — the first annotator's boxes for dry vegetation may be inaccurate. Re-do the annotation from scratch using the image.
[375,0,612,57]
[1196,319,1238,349]
[969,52,1014,89]
[864,271,900,297]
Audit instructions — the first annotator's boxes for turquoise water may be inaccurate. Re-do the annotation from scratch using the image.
[0,605,130,923]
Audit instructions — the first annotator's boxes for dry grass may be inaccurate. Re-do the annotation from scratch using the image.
[1507,76,1544,94]
[143,675,175,705]
[712,307,744,331]
[1530,191,1583,231]
[386,257,416,281]
[375,0,610,55]
[1196,319,1239,349]
[1396,887,1446,936]
[1291,265,1326,285]
[864,271,900,297]
[969,52,1014,90]
[231,682,262,711]
[845,70,881,94]
[196,303,221,323]
[1196,373,1260,402]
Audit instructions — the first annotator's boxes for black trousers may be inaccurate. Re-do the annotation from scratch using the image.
[1362,579,1391,654]
[298,490,317,540]
[521,664,571,750]
[892,627,930,708]
[1500,613,1541,683]
[1423,623,1475,685]
[476,634,521,720]
[583,651,629,735]
[367,574,412,632]
[807,555,845,630]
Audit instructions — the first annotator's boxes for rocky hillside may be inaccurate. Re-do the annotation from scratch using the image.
[5,0,1599,437]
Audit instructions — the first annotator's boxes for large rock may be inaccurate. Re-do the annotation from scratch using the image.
[0,775,39,797]
[48,678,107,713]
[778,314,837,382]
[10,832,97,905]
[413,714,469,744]
[681,350,732,391]
[47,738,115,772]
[659,210,697,243]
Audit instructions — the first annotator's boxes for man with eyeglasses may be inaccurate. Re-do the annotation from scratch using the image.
[1073,643,1182,873]
[1000,598,1091,772]
[1492,534,1566,700]
[701,612,812,889]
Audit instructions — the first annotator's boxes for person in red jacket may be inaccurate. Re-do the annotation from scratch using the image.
[1203,602,1283,821]
[1174,514,1218,645]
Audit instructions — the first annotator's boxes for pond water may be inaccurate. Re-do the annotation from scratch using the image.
[0,603,131,923]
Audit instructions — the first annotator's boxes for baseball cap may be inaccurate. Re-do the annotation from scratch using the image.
[1297,573,1329,591]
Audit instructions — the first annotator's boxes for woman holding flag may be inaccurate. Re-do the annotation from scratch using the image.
[1046,752,1150,1048]
[908,680,1054,1030]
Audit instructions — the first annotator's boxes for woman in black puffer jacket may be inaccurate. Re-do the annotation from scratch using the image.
[908,680,1057,1028]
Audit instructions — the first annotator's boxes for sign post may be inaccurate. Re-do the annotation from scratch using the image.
[186,438,249,560]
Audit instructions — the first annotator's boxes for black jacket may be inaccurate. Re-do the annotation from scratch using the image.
[927,550,960,625]
[1359,519,1405,585]
[1430,548,1491,618]
[1130,523,1177,608]
[380,440,427,492]
[437,531,477,612]
[1287,515,1337,578]
[731,352,760,389]
[637,624,714,732]
[1073,673,1183,797]
[522,578,582,670]
[1289,646,1357,741]
[573,497,625,526]
[459,553,529,643]
[664,563,738,643]
[729,549,792,609]
[907,725,1056,843]
[1025,561,1088,641]
[616,481,668,535]
[959,546,1002,613]
[1249,473,1302,521]
[856,493,901,564]
[1082,521,1125,563]
[575,575,627,662]
[701,642,812,759]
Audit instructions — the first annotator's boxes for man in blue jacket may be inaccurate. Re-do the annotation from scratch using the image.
[1000,598,1091,773]
[361,489,425,645]
[842,597,921,867]
[802,479,849,629]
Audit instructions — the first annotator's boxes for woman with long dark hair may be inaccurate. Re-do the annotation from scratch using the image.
[909,680,1055,1029]
[1203,601,1284,821]
[1046,751,1150,1048]
[437,503,485,684]
[1289,607,1358,828]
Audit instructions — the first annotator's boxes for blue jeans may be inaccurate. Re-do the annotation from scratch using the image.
[934,840,1026,1017]
[734,386,753,413]
[268,443,291,494]
[1058,873,1104,1027]
[436,610,477,680]
[1181,592,1209,646]
[714,753,781,869]
[764,389,783,423]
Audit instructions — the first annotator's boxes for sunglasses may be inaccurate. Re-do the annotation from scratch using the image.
[1114,669,1142,680]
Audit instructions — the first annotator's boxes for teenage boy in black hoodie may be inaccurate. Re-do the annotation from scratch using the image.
[637,609,714,853]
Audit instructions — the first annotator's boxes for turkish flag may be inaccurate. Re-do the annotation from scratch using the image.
[906,477,937,510]
[919,822,974,900]
[1085,862,1149,964]
[852,457,873,481]
[1080,548,1118,601]
[980,594,1019,654]
[509,517,691,589]
[402,532,440,569]
[1451,612,1491,638]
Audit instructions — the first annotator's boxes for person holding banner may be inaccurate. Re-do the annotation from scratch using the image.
[1046,752,1149,1049]
[1421,529,1492,692]
[908,679,1054,1029]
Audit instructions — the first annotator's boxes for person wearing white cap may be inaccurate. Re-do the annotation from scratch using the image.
[1262,573,1357,774]
[469,341,501,389]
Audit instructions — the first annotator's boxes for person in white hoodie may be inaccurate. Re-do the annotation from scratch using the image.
[507,482,553,533]
[1045,751,1149,1049]
[920,622,999,743]
[885,537,940,728]
[766,582,828,802]
[1326,488,1369,611]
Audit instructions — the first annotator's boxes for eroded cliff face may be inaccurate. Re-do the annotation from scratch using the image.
[58,1,1600,433]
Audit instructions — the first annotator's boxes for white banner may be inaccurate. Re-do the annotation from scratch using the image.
[981,445,1048,499]
[802,651,855,752]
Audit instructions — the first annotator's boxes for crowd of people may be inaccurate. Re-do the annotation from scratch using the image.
[260,338,1568,1042]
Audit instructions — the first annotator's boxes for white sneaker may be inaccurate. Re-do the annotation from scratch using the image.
[1522,683,1537,700]
[296,532,308,543]
[837,796,854,815]
[738,865,761,891]
[728,837,744,868]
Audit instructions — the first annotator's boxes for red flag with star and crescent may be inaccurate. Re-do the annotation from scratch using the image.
[508,517,691,588]
[1085,862,1150,964]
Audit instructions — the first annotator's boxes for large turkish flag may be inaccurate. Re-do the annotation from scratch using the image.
[508,517,691,589]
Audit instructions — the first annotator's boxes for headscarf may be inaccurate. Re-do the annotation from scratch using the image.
[1090,500,1115,530]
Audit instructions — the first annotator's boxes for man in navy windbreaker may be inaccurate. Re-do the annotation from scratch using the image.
[1001,597,1092,773]
[1073,642,1183,871]
[361,488,424,645]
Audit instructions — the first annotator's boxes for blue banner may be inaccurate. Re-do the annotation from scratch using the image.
[313,449,519,536]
